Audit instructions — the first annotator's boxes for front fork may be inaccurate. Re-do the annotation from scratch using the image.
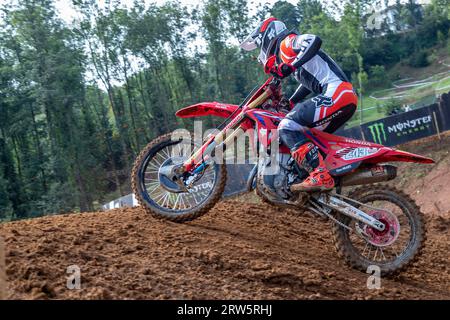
[182,88,272,174]
[183,113,246,173]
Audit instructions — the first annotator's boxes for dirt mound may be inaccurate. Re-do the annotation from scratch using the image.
[394,132,450,216]
[0,200,449,300]
[1,133,450,300]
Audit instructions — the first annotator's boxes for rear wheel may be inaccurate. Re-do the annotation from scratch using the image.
[332,185,426,276]
[131,133,227,222]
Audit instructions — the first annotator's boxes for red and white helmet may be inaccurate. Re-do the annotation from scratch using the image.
[240,17,289,64]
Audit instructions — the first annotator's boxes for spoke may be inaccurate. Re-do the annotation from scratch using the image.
[393,248,400,258]
[193,192,200,205]
[190,192,198,204]
[380,248,387,261]
[145,181,159,188]
[147,162,160,171]
[145,184,160,194]
[367,244,373,259]
[158,193,168,207]
[147,184,162,196]
[198,190,209,197]
[155,151,168,164]
[144,176,159,183]
[153,191,167,205]
[373,247,378,261]
[186,195,196,207]
[362,242,369,257]
[151,157,163,167]
[173,194,180,209]
[179,193,186,209]
[162,148,171,160]
[161,193,170,208]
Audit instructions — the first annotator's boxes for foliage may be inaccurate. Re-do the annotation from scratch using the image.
[369,65,387,87]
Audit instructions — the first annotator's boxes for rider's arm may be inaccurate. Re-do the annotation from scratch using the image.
[291,34,322,69]
[290,85,311,104]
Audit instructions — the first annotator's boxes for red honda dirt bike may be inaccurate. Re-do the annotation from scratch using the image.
[131,61,434,276]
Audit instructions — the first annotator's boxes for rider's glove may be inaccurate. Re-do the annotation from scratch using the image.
[274,63,295,79]
[278,97,294,114]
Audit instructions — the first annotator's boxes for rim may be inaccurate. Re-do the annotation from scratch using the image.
[140,138,218,214]
[347,196,415,265]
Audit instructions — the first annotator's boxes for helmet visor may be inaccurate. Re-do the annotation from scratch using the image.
[240,27,261,51]
[240,34,258,51]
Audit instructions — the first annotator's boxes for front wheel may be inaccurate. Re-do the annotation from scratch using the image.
[131,133,227,222]
[332,185,426,276]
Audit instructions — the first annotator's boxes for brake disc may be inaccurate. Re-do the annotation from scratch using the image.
[356,209,400,247]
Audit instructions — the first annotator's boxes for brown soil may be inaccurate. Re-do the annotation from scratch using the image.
[393,132,450,216]
[0,135,449,300]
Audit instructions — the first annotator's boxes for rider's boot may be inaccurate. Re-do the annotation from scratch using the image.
[290,142,334,192]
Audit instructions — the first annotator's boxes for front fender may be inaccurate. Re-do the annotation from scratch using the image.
[175,102,239,119]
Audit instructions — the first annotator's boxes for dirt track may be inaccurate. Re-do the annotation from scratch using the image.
[1,135,450,300]
[0,200,449,300]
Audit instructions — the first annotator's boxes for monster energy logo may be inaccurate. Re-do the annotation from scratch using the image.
[368,123,387,144]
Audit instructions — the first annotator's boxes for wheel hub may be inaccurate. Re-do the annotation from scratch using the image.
[158,157,187,193]
[362,209,400,247]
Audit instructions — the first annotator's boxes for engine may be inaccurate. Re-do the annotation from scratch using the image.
[256,152,305,203]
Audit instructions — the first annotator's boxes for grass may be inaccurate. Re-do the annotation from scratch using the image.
[345,60,450,128]
[341,46,450,128]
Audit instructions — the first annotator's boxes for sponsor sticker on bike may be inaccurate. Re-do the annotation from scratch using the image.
[339,147,380,161]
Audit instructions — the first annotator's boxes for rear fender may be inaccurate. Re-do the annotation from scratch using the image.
[305,129,434,175]
[364,149,434,164]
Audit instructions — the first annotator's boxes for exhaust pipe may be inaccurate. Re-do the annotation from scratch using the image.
[341,165,397,187]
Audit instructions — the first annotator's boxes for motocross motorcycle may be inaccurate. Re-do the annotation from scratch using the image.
[131,56,434,276]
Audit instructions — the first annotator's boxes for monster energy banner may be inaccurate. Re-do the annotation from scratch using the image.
[361,104,440,146]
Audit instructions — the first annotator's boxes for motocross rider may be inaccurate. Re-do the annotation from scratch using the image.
[240,17,358,192]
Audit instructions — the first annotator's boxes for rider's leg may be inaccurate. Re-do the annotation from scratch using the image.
[278,83,357,192]
[279,123,334,192]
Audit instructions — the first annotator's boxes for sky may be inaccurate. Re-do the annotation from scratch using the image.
[54,0,298,24]
[48,0,433,87]
[53,0,433,26]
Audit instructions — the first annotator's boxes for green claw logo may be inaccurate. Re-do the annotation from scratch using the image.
[368,123,387,144]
